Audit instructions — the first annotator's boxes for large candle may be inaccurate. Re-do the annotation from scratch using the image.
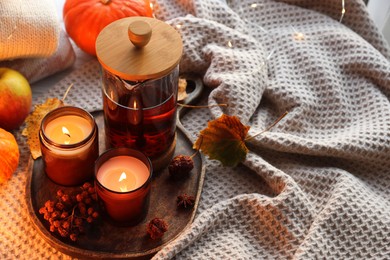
[95,148,152,224]
[40,106,99,186]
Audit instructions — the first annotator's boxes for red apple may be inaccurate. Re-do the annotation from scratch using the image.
[0,68,32,131]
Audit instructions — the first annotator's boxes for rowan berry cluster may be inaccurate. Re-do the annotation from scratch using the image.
[38,182,99,242]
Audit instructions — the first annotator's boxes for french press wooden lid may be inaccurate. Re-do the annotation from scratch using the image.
[96,17,183,82]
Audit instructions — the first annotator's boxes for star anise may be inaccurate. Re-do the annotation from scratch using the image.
[177,194,195,209]
[146,218,168,240]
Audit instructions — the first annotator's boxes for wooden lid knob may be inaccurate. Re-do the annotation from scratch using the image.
[128,20,152,48]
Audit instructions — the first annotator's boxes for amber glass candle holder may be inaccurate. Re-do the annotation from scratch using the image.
[94,148,153,225]
[39,106,99,186]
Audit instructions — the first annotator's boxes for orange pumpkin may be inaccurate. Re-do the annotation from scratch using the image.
[0,128,19,184]
[63,0,154,56]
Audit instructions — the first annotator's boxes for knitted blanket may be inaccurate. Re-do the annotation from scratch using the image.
[0,0,59,60]
[2,0,390,259]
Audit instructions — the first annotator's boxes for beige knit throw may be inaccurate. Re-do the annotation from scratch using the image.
[0,0,59,60]
[2,0,389,258]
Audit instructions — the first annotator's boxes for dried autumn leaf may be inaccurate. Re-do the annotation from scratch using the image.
[22,98,64,159]
[177,78,188,101]
[193,114,250,167]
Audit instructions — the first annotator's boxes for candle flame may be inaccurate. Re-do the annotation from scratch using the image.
[133,99,138,109]
[62,126,71,144]
[119,172,127,182]
[293,32,305,41]
[228,40,233,48]
[119,172,128,192]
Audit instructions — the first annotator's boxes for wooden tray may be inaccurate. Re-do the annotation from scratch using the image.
[25,78,205,259]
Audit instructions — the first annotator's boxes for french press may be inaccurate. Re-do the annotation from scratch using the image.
[96,17,183,170]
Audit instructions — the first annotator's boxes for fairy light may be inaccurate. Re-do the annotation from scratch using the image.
[266,49,275,61]
[150,2,156,18]
[227,40,234,62]
[7,25,17,40]
[293,31,305,41]
[339,0,346,23]
[6,1,21,41]
[235,3,277,74]
[229,0,349,76]
[175,22,185,30]
[291,25,305,41]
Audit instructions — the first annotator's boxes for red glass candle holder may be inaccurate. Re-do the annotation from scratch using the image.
[39,106,99,186]
[94,148,153,225]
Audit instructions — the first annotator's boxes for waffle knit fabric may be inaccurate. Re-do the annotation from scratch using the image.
[1,0,390,259]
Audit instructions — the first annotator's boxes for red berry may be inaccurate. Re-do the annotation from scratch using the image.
[58,227,68,237]
[76,194,83,202]
[50,225,56,232]
[74,218,83,226]
[61,194,71,203]
[51,211,60,219]
[79,206,87,215]
[82,182,92,190]
[53,220,61,228]
[56,189,64,198]
[70,233,77,242]
[91,194,98,201]
[43,213,50,220]
[87,207,94,215]
[38,207,47,215]
[62,220,71,230]
[55,202,65,211]
[60,211,69,219]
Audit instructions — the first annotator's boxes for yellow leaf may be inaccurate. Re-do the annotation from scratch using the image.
[193,114,250,167]
[178,78,188,101]
[22,98,64,159]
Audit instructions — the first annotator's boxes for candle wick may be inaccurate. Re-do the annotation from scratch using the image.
[62,126,71,144]
[63,133,71,145]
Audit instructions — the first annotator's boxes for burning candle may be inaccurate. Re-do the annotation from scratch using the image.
[97,156,149,192]
[44,115,92,145]
[40,106,99,186]
[95,148,152,224]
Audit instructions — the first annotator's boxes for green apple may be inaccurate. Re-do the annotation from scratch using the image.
[0,68,32,131]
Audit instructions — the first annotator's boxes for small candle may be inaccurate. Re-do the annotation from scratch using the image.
[95,148,152,224]
[40,106,99,186]
[97,156,149,192]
